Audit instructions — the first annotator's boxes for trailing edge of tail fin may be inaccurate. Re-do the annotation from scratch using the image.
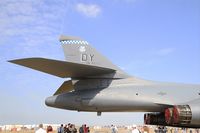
[60,35,129,78]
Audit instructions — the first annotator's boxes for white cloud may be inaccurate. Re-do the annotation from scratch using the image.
[0,0,65,41]
[0,0,68,58]
[75,3,101,18]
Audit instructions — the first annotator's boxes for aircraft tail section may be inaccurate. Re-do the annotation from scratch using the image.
[9,58,116,79]
[9,36,130,79]
[60,35,129,78]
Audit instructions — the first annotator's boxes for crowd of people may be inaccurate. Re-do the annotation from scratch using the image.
[78,124,90,133]
[34,123,200,133]
[34,123,154,133]
[34,123,90,133]
[34,123,142,133]
[110,124,141,133]
[57,123,78,133]
[34,123,79,133]
[154,126,167,133]
[57,124,90,133]
[35,124,52,133]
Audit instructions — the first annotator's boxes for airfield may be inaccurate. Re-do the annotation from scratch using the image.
[0,124,199,133]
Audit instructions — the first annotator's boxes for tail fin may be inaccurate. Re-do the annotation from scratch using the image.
[60,35,118,69]
[60,35,129,78]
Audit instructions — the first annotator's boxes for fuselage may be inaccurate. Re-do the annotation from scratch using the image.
[45,77,200,128]
[45,77,200,112]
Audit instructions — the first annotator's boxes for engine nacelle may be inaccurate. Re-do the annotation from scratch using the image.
[145,102,200,128]
[165,107,173,124]
[173,105,192,124]
[165,105,192,125]
[144,113,166,125]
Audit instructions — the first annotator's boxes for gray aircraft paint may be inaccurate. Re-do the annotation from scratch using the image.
[45,78,200,111]
[60,35,129,78]
[9,35,200,128]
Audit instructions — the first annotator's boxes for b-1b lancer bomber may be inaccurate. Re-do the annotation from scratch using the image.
[9,35,200,128]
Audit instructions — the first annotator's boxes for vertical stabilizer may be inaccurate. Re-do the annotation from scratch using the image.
[60,35,126,75]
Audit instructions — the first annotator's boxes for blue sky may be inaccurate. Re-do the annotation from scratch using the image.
[0,0,200,126]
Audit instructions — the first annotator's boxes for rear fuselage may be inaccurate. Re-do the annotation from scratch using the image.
[45,78,200,112]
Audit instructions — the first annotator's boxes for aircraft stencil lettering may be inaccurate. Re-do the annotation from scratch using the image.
[81,54,94,62]
[9,35,200,128]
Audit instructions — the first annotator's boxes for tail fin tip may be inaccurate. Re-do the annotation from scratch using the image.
[59,35,89,45]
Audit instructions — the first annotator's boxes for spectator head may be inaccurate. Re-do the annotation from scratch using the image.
[132,124,137,129]
[61,124,63,127]
[39,124,43,128]
[82,124,86,127]
[47,126,53,132]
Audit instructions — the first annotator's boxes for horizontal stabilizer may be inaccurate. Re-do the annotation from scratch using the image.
[54,80,74,95]
[9,58,115,78]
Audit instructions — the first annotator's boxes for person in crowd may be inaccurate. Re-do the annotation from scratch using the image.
[83,124,88,133]
[68,124,73,133]
[73,124,77,133]
[163,126,167,133]
[86,127,90,133]
[71,124,77,133]
[67,124,77,133]
[79,125,84,133]
[35,124,46,133]
[174,128,178,133]
[131,125,140,133]
[142,126,149,133]
[114,125,118,133]
[195,129,199,133]
[182,128,187,133]
[58,124,64,133]
[47,125,53,133]
[64,124,69,133]
[111,125,118,133]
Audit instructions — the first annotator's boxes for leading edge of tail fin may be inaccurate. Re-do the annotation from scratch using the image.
[9,58,115,78]
[60,35,130,78]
